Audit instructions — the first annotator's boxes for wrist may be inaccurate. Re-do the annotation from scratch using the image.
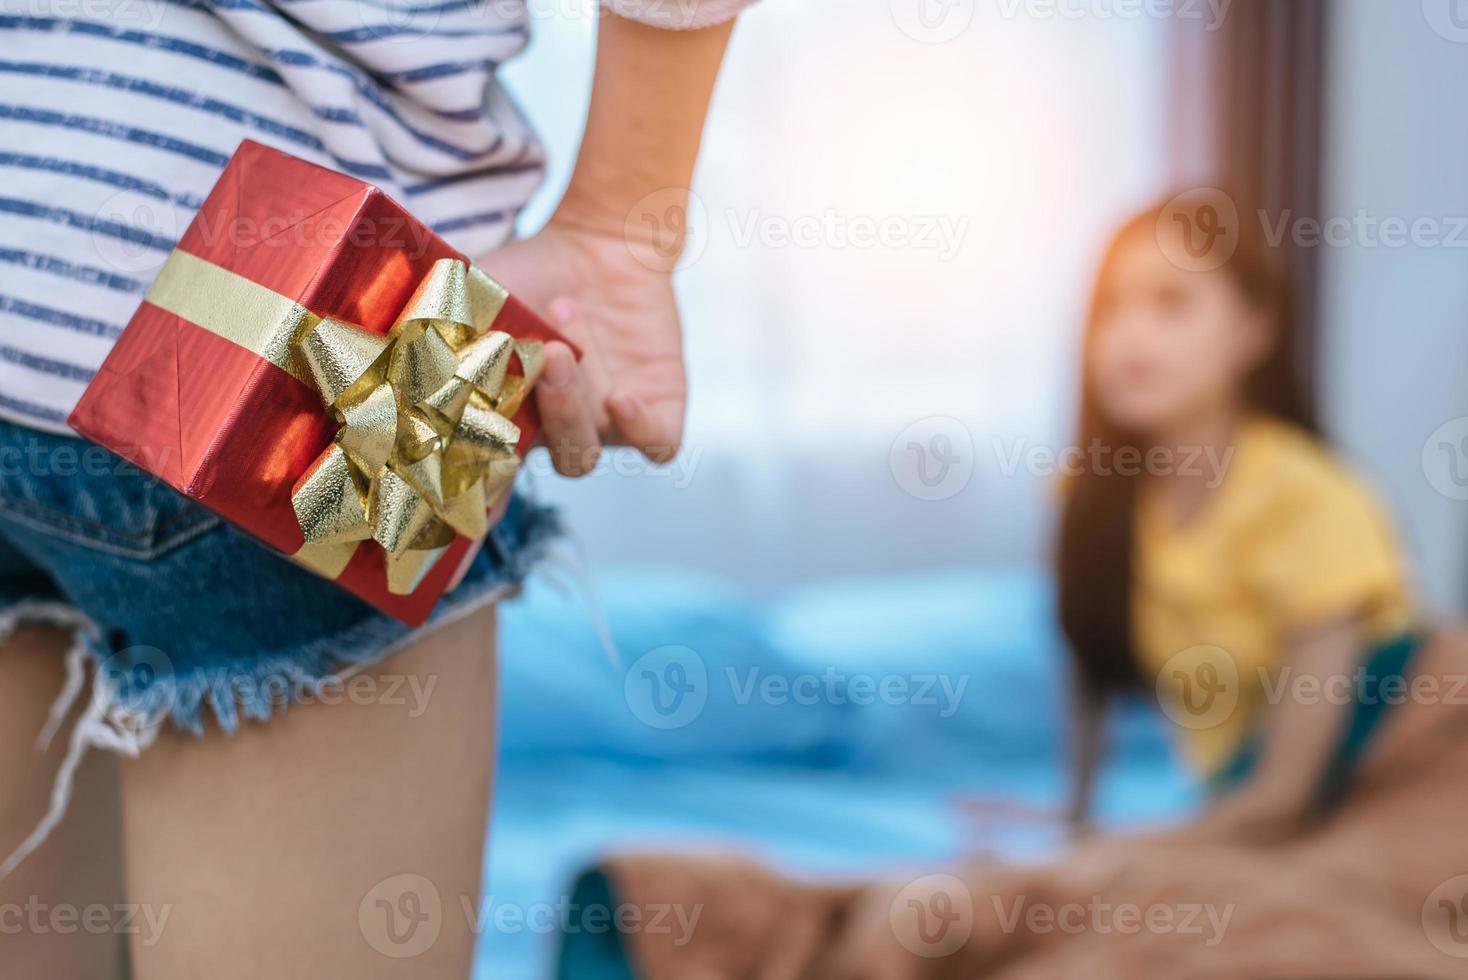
[550,184,691,275]
[552,12,729,261]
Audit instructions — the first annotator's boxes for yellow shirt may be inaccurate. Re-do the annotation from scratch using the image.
[1134,417,1416,775]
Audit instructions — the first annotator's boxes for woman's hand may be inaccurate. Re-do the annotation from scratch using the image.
[470,12,732,479]
[479,216,688,476]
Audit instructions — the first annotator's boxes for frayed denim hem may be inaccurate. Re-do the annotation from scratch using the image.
[0,497,562,880]
[102,495,562,737]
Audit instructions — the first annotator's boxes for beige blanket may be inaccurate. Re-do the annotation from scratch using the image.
[585,635,1468,979]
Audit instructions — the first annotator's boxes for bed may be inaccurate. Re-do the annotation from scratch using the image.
[480,565,1197,978]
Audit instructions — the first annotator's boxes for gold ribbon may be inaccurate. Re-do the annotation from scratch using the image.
[287,258,545,594]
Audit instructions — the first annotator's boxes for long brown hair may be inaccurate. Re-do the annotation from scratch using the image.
[1056,197,1316,694]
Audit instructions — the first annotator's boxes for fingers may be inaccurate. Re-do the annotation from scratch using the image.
[609,392,683,464]
[535,335,601,477]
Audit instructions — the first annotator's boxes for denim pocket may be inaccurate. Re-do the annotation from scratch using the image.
[0,424,219,560]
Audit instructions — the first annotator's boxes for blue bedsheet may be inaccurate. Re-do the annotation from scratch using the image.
[478,565,1196,979]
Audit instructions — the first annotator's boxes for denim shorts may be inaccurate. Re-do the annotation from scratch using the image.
[0,416,560,737]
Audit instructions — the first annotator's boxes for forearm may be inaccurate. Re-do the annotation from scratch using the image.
[1066,678,1106,835]
[1194,618,1365,843]
[554,12,734,248]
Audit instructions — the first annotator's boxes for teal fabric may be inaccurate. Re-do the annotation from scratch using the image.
[1208,631,1422,809]
[556,869,638,980]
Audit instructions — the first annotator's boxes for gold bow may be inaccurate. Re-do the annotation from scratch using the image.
[289,258,544,594]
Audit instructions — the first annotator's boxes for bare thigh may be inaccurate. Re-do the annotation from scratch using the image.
[122,605,500,980]
[0,624,125,980]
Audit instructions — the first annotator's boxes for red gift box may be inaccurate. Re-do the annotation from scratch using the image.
[69,140,570,626]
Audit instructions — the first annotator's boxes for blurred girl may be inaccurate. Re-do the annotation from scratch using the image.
[1058,196,1428,840]
[570,198,1468,980]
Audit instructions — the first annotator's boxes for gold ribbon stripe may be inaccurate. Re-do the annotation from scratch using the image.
[144,249,319,383]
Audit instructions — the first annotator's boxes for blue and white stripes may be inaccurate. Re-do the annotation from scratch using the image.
[0,0,544,434]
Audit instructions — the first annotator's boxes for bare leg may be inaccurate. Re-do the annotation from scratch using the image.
[122,606,499,980]
[0,625,125,979]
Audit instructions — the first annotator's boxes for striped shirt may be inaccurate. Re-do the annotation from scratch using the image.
[0,0,755,434]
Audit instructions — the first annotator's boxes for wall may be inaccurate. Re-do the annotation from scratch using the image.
[1318,1,1468,612]
[503,1,1173,588]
